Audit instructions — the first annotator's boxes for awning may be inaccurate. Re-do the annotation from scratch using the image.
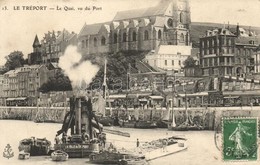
[178,92,208,97]
[15,97,27,101]
[106,99,115,102]
[149,96,163,99]
[139,98,148,102]
[108,94,127,99]
[6,98,15,101]
[224,96,240,99]
[223,91,260,96]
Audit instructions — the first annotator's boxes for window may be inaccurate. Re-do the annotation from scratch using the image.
[94,38,97,47]
[179,60,181,66]
[180,33,184,42]
[101,36,106,46]
[81,40,85,48]
[165,60,167,66]
[114,33,117,43]
[123,32,127,42]
[167,18,173,27]
[85,39,88,47]
[144,30,149,40]
[180,12,184,23]
[172,60,174,66]
[158,30,162,39]
[132,31,136,41]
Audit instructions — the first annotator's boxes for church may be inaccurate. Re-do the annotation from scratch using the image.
[78,0,191,55]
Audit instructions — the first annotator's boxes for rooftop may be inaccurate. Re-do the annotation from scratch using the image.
[113,0,171,21]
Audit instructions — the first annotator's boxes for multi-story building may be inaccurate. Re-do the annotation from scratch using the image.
[145,45,191,71]
[255,46,260,73]
[200,26,259,77]
[3,65,49,106]
[28,29,77,65]
[78,0,191,55]
[0,75,4,105]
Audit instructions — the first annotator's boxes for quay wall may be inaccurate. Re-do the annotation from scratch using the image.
[0,106,260,130]
[0,106,69,122]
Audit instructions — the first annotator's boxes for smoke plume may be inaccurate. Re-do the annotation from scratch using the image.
[59,46,99,89]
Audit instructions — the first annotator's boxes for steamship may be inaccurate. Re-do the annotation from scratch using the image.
[54,96,103,158]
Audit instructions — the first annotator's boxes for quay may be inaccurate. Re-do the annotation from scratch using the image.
[0,106,260,130]
[145,139,188,161]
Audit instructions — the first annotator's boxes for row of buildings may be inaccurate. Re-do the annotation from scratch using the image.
[2,0,260,108]
[0,65,57,106]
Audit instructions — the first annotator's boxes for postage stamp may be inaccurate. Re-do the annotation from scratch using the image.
[222,117,258,161]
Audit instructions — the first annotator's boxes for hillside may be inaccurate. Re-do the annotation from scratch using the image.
[86,22,260,90]
[190,22,260,48]
[86,51,149,90]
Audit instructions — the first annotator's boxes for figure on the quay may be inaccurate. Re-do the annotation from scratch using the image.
[136,138,140,148]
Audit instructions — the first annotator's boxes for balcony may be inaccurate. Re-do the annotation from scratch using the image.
[219,62,234,66]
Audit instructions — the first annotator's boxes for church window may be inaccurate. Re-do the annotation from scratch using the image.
[123,32,127,42]
[158,30,162,39]
[167,18,173,27]
[86,39,88,47]
[165,60,167,66]
[82,40,85,48]
[94,37,97,47]
[180,12,184,23]
[144,30,149,40]
[180,33,184,42]
[114,33,117,43]
[132,31,137,41]
[101,36,106,45]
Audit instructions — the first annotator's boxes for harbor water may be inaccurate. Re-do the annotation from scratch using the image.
[0,120,259,165]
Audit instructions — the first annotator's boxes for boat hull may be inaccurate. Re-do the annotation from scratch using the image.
[51,150,68,161]
[54,143,100,158]
[89,151,145,164]
[18,138,51,156]
[18,153,30,160]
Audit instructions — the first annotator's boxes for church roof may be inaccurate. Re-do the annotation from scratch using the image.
[153,16,165,27]
[78,23,106,37]
[33,35,41,47]
[113,0,171,21]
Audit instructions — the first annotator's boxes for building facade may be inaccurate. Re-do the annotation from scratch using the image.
[200,26,259,77]
[28,30,77,65]
[145,45,191,71]
[3,65,49,106]
[78,0,191,55]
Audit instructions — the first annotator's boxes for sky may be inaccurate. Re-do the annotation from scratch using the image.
[0,0,260,65]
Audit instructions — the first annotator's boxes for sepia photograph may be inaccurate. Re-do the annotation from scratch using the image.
[0,0,260,164]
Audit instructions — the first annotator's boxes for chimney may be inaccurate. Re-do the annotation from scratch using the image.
[236,23,240,37]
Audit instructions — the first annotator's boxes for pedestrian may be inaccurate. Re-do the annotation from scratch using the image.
[136,138,140,148]
[162,139,168,152]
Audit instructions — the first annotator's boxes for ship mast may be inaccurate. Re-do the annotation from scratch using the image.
[102,58,107,101]
[171,71,176,127]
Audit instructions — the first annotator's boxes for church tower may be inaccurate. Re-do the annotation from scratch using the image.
[32,35,41,53]
[29,34,42,65]
[162,0,191,46]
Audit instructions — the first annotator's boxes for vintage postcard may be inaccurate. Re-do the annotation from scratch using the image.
[0,0,260,164]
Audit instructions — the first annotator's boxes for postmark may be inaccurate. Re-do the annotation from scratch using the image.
[222,117,258,161]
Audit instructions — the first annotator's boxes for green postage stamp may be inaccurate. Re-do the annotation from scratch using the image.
[222,117,258,161]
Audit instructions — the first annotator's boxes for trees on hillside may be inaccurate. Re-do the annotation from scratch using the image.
[39,70,72,93]
[183,56,197,68]
[5,51,25,70]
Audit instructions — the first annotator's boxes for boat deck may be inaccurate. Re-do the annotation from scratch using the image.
[145,140,188,161]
